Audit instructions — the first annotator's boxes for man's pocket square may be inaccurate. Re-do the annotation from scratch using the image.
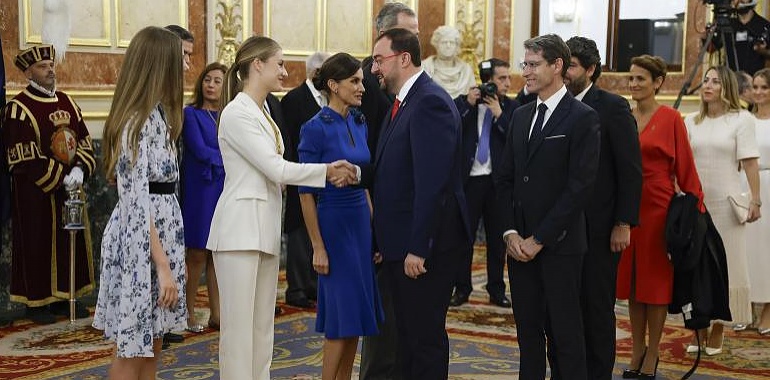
[544,135,566,140]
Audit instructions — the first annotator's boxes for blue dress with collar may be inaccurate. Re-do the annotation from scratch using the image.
[298,106,383,338]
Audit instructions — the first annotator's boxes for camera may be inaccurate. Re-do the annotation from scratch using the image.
[703,0,735,27]
[748,26,770,46]
[479,82,498,98]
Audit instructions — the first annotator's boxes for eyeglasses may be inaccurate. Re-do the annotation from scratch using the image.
[519,60,547,71]
[373,53,402,68]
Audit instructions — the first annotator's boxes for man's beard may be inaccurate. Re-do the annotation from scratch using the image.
[566,75,588,96]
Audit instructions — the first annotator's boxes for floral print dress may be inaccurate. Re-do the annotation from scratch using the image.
[93,106,187,358]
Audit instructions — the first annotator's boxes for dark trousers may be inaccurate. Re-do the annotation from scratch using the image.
[579,235,620,380]
[385,243,461,380]
[508,253,586,380]
[452,175,505,297]
[360,266,402,380]
[284,227,317,303]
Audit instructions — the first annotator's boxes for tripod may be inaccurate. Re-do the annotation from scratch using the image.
[674,22,739,109]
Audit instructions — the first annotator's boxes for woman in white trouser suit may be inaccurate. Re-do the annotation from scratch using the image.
[206,36,356,380]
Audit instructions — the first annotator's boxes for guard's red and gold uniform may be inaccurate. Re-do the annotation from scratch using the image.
[2,85,96,307]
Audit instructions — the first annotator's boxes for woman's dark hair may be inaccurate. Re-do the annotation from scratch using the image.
[630,54,667,94]
[312,52,361,93]
[189,62,228,108]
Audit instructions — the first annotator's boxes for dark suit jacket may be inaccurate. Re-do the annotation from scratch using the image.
[279,83,321,232]
[581,85,642,236]
[496,92,600,253]
[515,88,537,105]
[371,72,470,261]
[360,58,392,158]
[454,95,519,180]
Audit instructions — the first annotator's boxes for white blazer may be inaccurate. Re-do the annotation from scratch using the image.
[206,92,326,255]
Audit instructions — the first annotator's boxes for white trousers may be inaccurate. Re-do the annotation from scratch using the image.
[213,250,279,380]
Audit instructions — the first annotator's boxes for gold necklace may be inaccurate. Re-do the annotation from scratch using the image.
[261,106,283,155]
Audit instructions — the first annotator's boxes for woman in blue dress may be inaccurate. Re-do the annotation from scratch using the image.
[298,53,384,380]
[93,26,187,378]
[181,62,227,332]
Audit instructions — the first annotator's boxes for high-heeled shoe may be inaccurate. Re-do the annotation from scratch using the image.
[685,344,701,353]
[637,357,659,379]
[622,347,647,379]
[705,329,724,356]
[758,326,770,336]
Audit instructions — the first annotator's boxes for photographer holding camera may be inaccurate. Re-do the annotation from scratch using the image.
[448,58,519,308]
[726,0,770,75]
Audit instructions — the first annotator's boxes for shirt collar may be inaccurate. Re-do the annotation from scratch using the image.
[305,78,325,106]
[537,84,568,112]
[574,82,593,102]
[396,69,424,104]
[28,80,56,98]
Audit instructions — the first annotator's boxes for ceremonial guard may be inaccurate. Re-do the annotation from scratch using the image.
[2,45,96,324]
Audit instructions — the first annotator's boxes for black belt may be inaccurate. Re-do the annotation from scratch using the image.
[149,182,176,194]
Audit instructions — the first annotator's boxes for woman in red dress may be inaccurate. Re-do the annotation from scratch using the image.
[617,55,705,379]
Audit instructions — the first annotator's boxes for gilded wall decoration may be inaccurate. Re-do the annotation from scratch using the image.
[215,0,242,66]
[446,0,492,80]
[264,0,372,59]
[19,0,187,49]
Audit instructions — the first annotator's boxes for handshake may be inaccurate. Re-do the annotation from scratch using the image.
[326,160,359,187]
[62,166,84,191]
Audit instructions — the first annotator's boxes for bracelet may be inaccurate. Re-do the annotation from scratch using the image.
[615,222,631,228]
[751,199,762,207]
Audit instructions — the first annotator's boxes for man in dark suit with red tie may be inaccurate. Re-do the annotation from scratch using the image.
[562,36,642,380]
[365,28,470,379]
[449,58,518,308]
[495,34,600,380]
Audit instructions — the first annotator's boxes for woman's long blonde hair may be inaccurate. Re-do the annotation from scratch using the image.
[102,26,184,180]
[695,65,742,124]
[220,36,281,110]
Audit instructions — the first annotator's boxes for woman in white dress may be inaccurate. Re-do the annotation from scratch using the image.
[748,68,770,335]
[685,65,762,355]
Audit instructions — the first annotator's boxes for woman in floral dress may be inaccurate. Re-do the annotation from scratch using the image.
[92,26,187,379]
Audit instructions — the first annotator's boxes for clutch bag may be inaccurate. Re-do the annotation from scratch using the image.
[727,192,750,224]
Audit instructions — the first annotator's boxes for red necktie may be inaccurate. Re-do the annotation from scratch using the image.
[391,98,401,121]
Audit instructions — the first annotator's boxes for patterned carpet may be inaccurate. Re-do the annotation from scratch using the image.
[1,249,769,379]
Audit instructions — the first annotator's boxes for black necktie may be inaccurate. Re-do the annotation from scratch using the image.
[529,103,548,142]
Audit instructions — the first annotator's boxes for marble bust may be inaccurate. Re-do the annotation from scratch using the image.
[422,25,476,98]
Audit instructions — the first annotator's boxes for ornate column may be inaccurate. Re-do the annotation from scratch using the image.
[208,0,253,66]
[445,0,494,80]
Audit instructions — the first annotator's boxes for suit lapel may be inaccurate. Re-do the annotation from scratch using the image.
[375,73,426,165]
[522,103,536,144]
[583,85,599,110]
[244,93,283,153]
[375,114,394,165]
[526,95,571,162]
[301,83,322,112]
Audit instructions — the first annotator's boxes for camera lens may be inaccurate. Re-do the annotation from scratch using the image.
[479,82,497,98]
